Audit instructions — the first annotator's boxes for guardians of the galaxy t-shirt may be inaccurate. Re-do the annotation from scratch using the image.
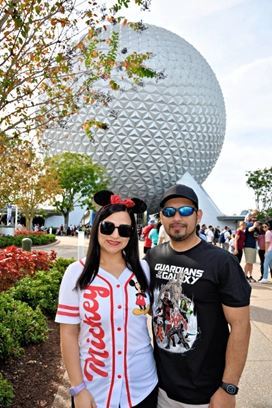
[144,240,251,404]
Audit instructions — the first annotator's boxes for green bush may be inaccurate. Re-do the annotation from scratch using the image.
[0,374,14,407]
[7,258,75,317]
[0,234,56,248]
[0,293,48,358]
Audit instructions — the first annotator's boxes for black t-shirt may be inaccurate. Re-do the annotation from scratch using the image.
[144,240,251,404]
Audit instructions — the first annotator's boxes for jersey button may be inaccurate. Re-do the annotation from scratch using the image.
[116,284,121,288]
[117,375,122,379]
[118,305,122,309]
[118,351,122,355]
[117,327,121,331]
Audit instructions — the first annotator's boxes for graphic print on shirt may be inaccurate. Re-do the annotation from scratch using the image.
[82,284,111,381]
[129,279,150,315]
[153,270,200,353]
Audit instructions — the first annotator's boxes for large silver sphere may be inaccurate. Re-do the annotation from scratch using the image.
[44,24,226,213]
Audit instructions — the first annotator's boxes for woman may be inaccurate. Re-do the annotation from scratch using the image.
[259,221,272,283]
[148,221,161,247]
[233,221,246,263]
[55,190,158,408]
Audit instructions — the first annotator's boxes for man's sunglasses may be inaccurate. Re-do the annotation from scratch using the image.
[100,221,133,237]
[162,206,197,218]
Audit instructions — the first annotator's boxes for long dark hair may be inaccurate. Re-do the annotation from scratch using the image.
[75,203,149,294]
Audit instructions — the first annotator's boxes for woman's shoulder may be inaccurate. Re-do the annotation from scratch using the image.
[63,257,86,277]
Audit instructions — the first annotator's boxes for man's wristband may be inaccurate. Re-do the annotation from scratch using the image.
[220,382,239,395]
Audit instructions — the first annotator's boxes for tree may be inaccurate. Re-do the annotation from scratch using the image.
[46,152,109,225]
[246,167,272,218]
[0,145,62,230]
[0,0,157,142]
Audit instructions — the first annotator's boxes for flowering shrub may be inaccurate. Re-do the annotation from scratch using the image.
[0,246,57,293]
[14,229,46,236]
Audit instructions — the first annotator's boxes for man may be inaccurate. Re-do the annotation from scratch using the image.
[244,214,258,282]
[219,226,230,250]
[144,184,251,408]
[200,223,207,236]
[205,225,214,244]
[213,225,221,245]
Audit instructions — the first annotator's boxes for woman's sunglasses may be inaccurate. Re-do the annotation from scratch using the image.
[100,221,133,237]
[162,206,197,218]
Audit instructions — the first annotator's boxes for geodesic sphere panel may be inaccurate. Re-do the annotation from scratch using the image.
[43,24,226,214]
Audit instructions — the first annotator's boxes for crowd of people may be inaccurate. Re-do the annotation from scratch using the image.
[55,224,92,237]
[140,214,272,284]
[55,184,256,408]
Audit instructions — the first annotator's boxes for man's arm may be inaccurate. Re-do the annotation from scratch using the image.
[209,305,251,408]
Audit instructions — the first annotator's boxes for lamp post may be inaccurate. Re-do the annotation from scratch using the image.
[78,230,85,260]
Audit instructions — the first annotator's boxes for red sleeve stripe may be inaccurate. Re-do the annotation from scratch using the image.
[58,304,79,311]
[57,311,80,317]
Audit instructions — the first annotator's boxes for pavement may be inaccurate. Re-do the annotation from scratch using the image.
[37,236,272,408]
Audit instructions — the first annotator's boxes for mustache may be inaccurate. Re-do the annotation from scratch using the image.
[169,222,187,227]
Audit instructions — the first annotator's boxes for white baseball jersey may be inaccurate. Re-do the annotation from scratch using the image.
[55,258,157,408]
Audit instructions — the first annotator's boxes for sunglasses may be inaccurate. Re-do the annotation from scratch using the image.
[162,206,197,217]
[100,221,133,238]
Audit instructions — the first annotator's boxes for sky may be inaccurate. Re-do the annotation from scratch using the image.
[112,0,272,215]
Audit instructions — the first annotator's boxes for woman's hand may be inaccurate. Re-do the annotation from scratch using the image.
[74,388,97,408]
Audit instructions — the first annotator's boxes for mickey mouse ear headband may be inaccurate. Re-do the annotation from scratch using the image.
[94,190,147,214]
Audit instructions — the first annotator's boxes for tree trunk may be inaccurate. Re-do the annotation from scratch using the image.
[64,212,69,227]
[25,217,32,231]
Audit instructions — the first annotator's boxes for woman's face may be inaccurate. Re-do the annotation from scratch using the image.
[98,211,132,256]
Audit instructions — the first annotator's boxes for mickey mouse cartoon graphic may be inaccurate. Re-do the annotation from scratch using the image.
[129,279,150,315]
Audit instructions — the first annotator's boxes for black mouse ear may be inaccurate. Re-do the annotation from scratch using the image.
[94,190,114,207]
[130,198,147,214]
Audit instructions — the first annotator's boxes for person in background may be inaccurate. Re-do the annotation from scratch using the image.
[229,234,236,253]
[200,224,207,237]
[259,221,272,283]
[244,214,259,282]
[257,224,266,281]
[233,221,246,264]
[144,184,251,408]
[205,225,214,244]
[213,226,221,246]
[196,224,207,241]
[142,219,156,254]
[221,226,230,251]
[55,190,158,408]
[158,224,170,245]
[148,221,161,248]
[137,224,142,240]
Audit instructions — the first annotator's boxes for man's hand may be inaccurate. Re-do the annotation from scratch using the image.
[209,387,236,407]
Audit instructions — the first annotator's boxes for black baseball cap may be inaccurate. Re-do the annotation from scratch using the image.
[160,184,199,209]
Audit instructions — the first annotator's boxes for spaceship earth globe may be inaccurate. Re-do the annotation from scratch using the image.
[43,24,226,214]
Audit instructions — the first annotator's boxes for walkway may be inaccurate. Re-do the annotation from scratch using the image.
[37,237,272,408]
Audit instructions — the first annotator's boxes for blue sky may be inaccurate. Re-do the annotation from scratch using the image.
[114,0,272,215]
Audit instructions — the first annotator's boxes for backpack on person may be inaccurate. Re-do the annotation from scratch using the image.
[219,232,225,244]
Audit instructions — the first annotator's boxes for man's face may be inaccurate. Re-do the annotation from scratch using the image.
[160,197,202,242]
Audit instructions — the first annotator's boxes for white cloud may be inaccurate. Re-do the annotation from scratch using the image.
[221,57,272,130]
[203,139,272,215]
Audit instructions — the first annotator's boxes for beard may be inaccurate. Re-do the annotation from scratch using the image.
[167,224,196,242]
